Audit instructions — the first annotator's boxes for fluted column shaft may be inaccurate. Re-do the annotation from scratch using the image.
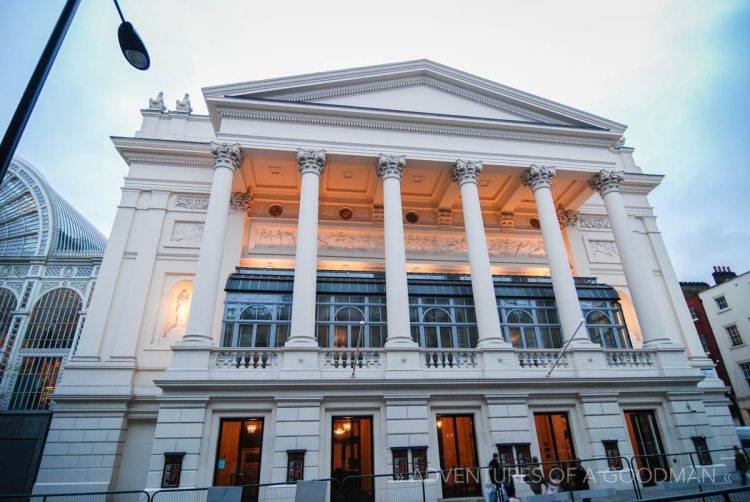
[452,160,508,348]
[183,142,242,344]
[590,170,668,346]
[522,165,586,345]
[377,155,416,347]
[287,149,326,347]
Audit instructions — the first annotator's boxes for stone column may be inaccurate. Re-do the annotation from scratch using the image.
[287,148,326,347]
[377,154,416,347]
[589,170,669,346]
[452,160,508,348]
[182,142,242,344]
[522,165,588,345]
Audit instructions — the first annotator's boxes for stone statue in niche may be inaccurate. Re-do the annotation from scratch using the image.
[166,288,190,337]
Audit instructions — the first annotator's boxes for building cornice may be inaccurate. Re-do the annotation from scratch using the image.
[111,137,213,168]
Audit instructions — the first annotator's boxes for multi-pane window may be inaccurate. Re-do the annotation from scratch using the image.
[8,288,82,410]
[498,299,562,349]
[222,294,291,348]
[689,307,699,321]
[317,295,386,348]
[581,300,631,349]
[715,296,729,310]
[410,297,478,349]
[740,362,750,390]
[0,173,41,256]
[0,288,18,349]
[697,333,710,354]
[726,324,743,347]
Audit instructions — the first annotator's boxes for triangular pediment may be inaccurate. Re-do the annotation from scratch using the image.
[204,60,626,133]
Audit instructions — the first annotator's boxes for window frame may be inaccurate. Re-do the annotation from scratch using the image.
[726,324,743,347]
[715,295,729,311]
[410,296,478,349]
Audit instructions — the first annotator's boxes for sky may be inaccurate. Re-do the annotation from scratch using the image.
[1,0,748,284]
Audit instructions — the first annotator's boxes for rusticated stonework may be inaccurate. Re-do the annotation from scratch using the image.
[296,148,326,175]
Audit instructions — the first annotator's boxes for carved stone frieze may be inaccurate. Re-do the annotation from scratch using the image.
[174,195,209,211]
[589,240,619,258]
[372,204,384,226]
[296,148,326,175]
[498,211,515,232]
[376,154,406,180]
[437,208,453,228]
[589,169,624,196]
[522,165,556,191]
[556,208,579,228]
[252,227,546,259]
[209,142,243,171]
[451,159,483,185]
[577,215,611,230]
[171,223,204,243]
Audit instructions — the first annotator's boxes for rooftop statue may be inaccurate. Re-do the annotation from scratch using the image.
[148,91,165,111]
[175,93,192,113]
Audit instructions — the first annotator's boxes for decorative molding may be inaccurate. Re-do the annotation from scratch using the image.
[584,237,620,264]
[577,214,611,230]
[217,110,613,148]
[230,191,254,213]
[372,204,384,226]
[252,227,546,259]
[556,208,579,228]
[589,169,624,196]
[209,142,243,171]
[522,165,556,191]
[0,281,23,297]
[174,194,210,210]
[437,208,453,228]
[451,159,483,185]
[171,222,204,244]
[498,211,515,232]
[376,154,406,181]
[296,148,326,175]
[123,153,213,168]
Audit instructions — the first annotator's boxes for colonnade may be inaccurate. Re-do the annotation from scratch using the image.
[182,142,665,349]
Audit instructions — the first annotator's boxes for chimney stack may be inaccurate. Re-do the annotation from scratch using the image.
[712,266,737,285]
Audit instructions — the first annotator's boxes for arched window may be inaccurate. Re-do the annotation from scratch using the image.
[235,305,273,347]
[332,306,365,348]
[222,294,292,348]
[0,288,18,349]
[505,309,537,348]
[498,299,562,349]
[422,308,454,348]
[586,310,619,348]
[410,297,478,349]
[22,288,82,350]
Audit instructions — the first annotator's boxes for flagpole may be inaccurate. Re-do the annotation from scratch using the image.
[546,319,585,377]
[351,320,365,378]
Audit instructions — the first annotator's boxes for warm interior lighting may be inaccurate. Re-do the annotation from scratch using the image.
[334,425,345,436]
[245,419,259,435]
[343,420,351,432]
[436,418,442,429]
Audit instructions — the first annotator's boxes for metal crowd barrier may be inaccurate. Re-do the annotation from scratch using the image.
[0,491,149,502]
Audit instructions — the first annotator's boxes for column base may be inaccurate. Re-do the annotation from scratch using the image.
[384,337,418,348]
[476,337,513,349]
[284,335,318,348]
[176,334,215,347]
[642,338,681,349]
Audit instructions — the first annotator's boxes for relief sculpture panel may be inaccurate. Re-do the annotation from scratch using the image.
[252,227,546,259]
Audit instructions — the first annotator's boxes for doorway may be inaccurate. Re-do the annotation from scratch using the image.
[534,412,577,486]
[214,418,264,501]
[625,410,669,485]
[331,416,374,501]
[436,414,481,498]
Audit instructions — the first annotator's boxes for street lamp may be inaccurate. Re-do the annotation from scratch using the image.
[0,0,151,185]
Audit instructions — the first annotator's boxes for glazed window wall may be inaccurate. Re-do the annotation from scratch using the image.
[220,270,631,350]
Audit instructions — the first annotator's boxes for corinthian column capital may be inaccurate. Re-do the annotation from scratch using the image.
[522,165,556,191]
[589,169,624,196]
[451,159,483,185]
[376,154,406,180]
[296,148,326,175]
[229,190,254,214]
[209,142,243,171]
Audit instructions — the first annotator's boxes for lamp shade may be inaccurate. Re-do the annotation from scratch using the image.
[117,21,150,70]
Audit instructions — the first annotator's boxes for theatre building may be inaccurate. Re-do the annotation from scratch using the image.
[34,61,736,498]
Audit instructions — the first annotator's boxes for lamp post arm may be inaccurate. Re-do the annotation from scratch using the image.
[0,0,81,185]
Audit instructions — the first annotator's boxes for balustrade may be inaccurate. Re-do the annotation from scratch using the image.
[422,349,479,369]
[212,349,279,369]
[604,349,655,367]
[321,349,383,369]
[517,349,568,369]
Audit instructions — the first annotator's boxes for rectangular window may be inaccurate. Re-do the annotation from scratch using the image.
[691,437,712,466]
[739,362,750,389]
[689,307,699,321]
[726,325,743,346]
[496,443,532,473]
[392,448,409,480]
[8,356,63,410]
[287,450,305,482]
[698,334,710,354]
[715,296,729,310]
[602,440,623,470]
[391,447,428,479]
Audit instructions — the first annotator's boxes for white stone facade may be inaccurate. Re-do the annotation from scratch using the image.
[33,61,734,497]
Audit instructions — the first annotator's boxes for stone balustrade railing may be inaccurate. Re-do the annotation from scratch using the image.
[213,349,279,369]
[517,349,568,369]
[422,349,479,369]
[321,349,383,369]
[604,349,655,367]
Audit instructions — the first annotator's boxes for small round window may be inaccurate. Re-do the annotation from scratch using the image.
[529,217,541,229]
[338,207,354,220]
[267,204,284,217]
[405,211,420,224]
